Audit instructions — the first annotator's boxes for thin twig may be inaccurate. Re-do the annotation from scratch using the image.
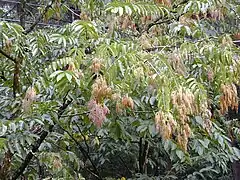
[85,168,102,179]
[54,120,102,180]
[74,121,90,153]
[146,19,172,32]
[146,61,160,75]
[61,111,89,117]
[118,155,132,175]
[144,11,185,33]
[63,4,80,18]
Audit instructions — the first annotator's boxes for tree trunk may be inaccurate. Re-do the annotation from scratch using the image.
[19,0,26,28]
[232,161,240,180]
[139,138,149,174]
[13,58,21,98]
[229,85,240,180]
[230,129,240,180]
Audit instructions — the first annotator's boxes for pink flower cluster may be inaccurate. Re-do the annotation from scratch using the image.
[87,99,110,127]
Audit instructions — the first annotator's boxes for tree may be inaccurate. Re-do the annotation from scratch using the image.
[0,0,240,179]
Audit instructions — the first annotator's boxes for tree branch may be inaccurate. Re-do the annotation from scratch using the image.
[142,140,149,173]
[11,99,72,180]
[0,150,13,180]
[0,49,16,63]
[13,57,21,98]
[146,19,173,32]
[12,129,50,180]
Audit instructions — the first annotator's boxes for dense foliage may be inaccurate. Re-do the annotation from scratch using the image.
[0,0,240,179]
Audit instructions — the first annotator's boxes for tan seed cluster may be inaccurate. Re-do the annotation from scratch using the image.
[177,123,191,151]
[202,108,212,134]
[155,109,192,151]
[221,36,233,46]
[112,95,134,114]
[87,99,110,127]
[207,69,214,82]
[165,88,196,151]
[169,53,186,75]
[5,39,12,54]
[121,15,131,29]
[90,58,102,73]
[116,102,123,114]
[22,86,36,112]
[156,86,213,151]
[208,8,224,21]
[53,156,62,170]
[133,67,144,79]
[118,15,137,31]
[111,93,121,101]
[67,63,75,71]
[154,0,172,7]
[140,16,152,25]
[67,63,84,79]
[179,15,195,26]
[190,8,224,21]
[220,83,238,114]
[140,34,152,49]
[155,111,177,140]
[92,76,112,103]
[80,12,90,21]
[122,96,134,109]
[171,88,196,121]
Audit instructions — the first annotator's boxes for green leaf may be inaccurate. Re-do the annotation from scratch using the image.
[196,146,204,155]
[195,116,204,126]
[65,73,73,82]
[118,7,124,16]
[176,150,184,159]
[148,124,156,137]
[50,70,63,78]
[233,147,240,157]
[149,96,156,105]
[0,125,7,136]
[15,140,22,158]
[9,123,16,133]
[56,73,65,82]
[199,138,210,149]
[0,138,6,148]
